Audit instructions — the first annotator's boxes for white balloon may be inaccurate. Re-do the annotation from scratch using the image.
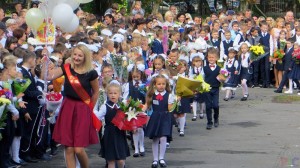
[76,0,92,4]
[52,3,74,27]
[61,14,79,32]
[64,0,80,10]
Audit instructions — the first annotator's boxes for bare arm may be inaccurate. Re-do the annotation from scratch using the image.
[90,78,100,107]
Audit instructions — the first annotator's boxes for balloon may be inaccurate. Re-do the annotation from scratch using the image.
[25,8,44,30]
[62,0,80,10]
[52,3,73,27]
[61,14,79,32]
[76,0,92,4]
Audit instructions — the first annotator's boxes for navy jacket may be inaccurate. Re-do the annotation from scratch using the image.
[283,47,294,71]
[151,39,164,54]
[20,67,43,115]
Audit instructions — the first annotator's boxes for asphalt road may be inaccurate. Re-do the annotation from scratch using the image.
[31,88,300,168]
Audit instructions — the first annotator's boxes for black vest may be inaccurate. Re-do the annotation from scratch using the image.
[204,65,221,88]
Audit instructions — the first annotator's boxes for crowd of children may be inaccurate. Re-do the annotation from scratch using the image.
[0,1,300,168]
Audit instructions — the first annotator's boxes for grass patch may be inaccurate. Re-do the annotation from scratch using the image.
[272,95,300,103]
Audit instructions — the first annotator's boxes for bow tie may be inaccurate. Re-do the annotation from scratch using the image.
[156,93,163,101]
[228,60,232,64]
[134,81,139,87]
[209,64,215,68]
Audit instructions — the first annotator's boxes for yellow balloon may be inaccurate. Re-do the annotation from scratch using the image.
[25,8,44,30]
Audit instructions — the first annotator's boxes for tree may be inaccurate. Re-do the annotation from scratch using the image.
[151,0,163,14]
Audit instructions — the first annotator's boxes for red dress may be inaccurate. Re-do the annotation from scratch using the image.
[52,66,99,147]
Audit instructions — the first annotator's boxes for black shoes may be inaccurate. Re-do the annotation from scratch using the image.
[274,89,282,93]
[192,116,197,121]
[36,153,52,161]
[50,148,58,156]
[241,94,249,101]
[199,113,204,119]
[140,152,145,157]
[159,160,167,167]
[223,97,229,101]
[179,131,184,137]
[206,124,213,130]
[11,159,27,166]
[152,161,158,168]
[214,120,219,127]
[21,156,38,163]
[133,153,139,157]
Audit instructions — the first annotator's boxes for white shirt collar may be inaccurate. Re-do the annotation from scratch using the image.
[22,65,30,72]
[155,90,166,96]
[106,101,120,109]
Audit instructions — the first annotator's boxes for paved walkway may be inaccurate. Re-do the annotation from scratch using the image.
[31,88,300,168]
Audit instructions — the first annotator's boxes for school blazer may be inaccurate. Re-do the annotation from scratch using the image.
[20,67,43,115]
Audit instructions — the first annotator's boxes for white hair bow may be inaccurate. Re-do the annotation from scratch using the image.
[149,54,167,61]
[127,64,146,72]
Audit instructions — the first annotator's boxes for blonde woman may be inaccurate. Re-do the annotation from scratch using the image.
[271,17,285,88]
[185,13,193,23]
[47,44,100,168]
[164,11,174,27]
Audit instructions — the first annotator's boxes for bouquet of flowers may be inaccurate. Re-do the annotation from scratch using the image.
[217,59,224,68]
[107,54,128,81]
[272,49,285,64]
[0,89,13,100]
[176,75,211,97]
[52,76,65,93]
[138,83,148,96]
[13,78,31,95]
[194,75,211,93]
[111,98,148,131]
[147,33,155,47]
[249,45,265,61]
[46,93,63,112]
[166,59,179,70]
[292,48,300,64]
[217,68,231,83]
[0,97,11,141]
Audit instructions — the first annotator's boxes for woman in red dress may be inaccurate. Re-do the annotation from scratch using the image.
[45,44,99,168]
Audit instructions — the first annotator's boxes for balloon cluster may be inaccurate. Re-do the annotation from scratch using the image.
[25,0,92,33]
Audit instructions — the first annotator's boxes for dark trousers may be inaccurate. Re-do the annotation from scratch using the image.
[20,111,48,158]
[205,88,220,125]
[253,61,260,85]
[50,123,57,151]
[260,56,271,86]
[278,71,300,91]
[0,113,15,167]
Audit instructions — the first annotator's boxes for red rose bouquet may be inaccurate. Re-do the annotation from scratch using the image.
[292,48,300,64]
[111,97,148,131]
[46,93,63,112]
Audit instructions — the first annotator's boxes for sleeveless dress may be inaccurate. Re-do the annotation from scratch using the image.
[223,59,239,89]
[101,101,130,160]
[52,66,99,147]
[145,92,172,139]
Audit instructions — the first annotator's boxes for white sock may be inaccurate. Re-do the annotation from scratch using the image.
[138,128,145,152]
[225,90,231,98]
[11,136,21,163]
[152,138,159,161]
[289,79,293,91]
[200,102,205,114]
[192,101,197,117]
[133,132,139,153]
[179,117,186,132]
[159,136,167,160]
[241,79,248,95]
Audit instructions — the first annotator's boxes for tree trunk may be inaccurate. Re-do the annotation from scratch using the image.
[222,0,228,10]
[240,0,249,11]
[152,3,159,14]
[95,0,112,16]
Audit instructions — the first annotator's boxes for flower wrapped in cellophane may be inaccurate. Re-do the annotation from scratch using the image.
[111,97,148,131]
[13,78,31,95]
[292,48,300,64]
[176,75,211,97]
[217,68,231,83]
[272,49,285,64]
[52,76,65,93]
[46,93,63,112]
[107,54,128,82]
[0,97,11,141]
[194,75,211,93]
[249,45,265,61]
